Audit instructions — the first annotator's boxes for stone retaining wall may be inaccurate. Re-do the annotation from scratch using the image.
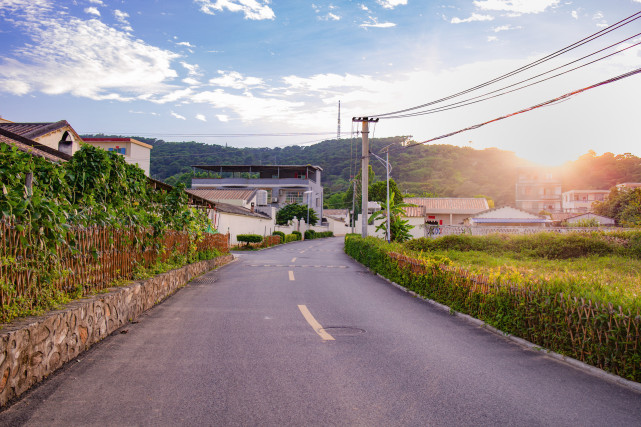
[0,254,234,407]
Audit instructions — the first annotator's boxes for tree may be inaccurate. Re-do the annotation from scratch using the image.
[369,179,403,205]
[276,203,319,227]
[368,192,416,242]
[594,187,641,227]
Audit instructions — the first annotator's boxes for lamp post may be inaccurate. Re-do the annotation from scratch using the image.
[370,149,392,243]
[303,190,313,235]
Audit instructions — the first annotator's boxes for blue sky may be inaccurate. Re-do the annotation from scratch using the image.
[1,0,640,165]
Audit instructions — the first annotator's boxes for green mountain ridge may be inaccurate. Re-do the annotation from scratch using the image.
[81,134,641,208]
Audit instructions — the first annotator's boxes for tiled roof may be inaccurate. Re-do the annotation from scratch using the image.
[185,189,270,219]
[549,213,578,222]
[403,197,489,214]
[402,206,426,217]
[186,188,257,201]
[0,128,70,162]
[0,120,71,140]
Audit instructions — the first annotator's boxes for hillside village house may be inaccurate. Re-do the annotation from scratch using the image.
[403,197,489,227]
[0,119,83,156]
[83,137,153,176]
[515,166,562,213]
[561,189,609,213]
[465,206,548,227]
[616,182,641,190]
[191,164,324,221]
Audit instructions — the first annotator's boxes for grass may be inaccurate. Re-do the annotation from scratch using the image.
[434,249,641,311]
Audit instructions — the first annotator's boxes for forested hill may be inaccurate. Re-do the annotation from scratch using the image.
[145,136,528,206]
[81,135,641,207]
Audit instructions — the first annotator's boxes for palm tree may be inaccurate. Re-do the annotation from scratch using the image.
[368,191,416,242]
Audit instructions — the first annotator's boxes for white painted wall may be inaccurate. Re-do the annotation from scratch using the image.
[213,210,276,245]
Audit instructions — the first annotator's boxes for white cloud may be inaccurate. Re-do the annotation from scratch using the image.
[176,41,195,47]
[171,111,187,120]
[376,0,407,9]
[492,24,521,32]
[114,9,132,32]
[571,10,578,20]
[209,70,264,90]
[360,4,369,11]
[216,114,230,122]
[192,89,304,122]
[88,0,104,4]
[451,13,494,24]
[84,6,100,16]
[181,61,202,77]
[473,0,560,14]
[360,16,396,28]
[195,113,207,121]
[182,77,201,85]
[487,36,498,42]
[319,12,340,21]
[0,1,179,100]
[194,0,275,20]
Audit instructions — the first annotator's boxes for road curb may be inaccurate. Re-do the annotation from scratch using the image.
[372,271,641,395]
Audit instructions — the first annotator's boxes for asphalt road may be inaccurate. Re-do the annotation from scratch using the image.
[1,237,640,426]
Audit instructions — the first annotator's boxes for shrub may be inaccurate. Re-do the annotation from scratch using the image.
[304,229,316,240]
[272,231,286,242]
[236,234,263,246]
[316,231,334,238]
[285,233,298,243]
[292,231,302,240]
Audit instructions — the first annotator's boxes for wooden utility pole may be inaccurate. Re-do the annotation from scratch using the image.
[352,117,379,238]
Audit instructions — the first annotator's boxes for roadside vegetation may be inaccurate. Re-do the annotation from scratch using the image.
[345,231,641,381]
[0,143,226,323]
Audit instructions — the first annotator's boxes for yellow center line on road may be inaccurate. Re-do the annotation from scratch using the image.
[297,305,335,341]
[289,270,295,281]
[291,257,296,263]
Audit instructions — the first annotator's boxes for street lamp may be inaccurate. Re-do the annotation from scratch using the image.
[303,190,313,235]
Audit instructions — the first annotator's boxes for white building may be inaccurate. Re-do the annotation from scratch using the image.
[562,189,609,213]
[83,137,153,176]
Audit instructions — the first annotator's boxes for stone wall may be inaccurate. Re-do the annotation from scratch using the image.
[0,254,234,407]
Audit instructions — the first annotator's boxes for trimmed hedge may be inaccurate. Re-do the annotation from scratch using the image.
[284,234,299,243]
[344,235,641,382]
[237,234,263,246]
[272,231,286,242]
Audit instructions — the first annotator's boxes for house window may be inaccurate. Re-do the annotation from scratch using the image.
[285,191,304,204]
[108,147,126,155]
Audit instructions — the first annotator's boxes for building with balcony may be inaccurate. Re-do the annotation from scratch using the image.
[83,137,153,176]
[191,165,323,220]
[562,189,609,213]
[515,166,562,213]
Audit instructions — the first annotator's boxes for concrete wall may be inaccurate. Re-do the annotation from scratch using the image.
[216,211,276,245]
[0,255,233,407]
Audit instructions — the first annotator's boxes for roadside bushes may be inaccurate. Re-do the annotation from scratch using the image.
[236,234,263,246]
[272,231,286,241]
[405,231,641,260]
[344,234,641,382]
[292,231,302,240]
[304,230,334,240]
[285,233,299,243]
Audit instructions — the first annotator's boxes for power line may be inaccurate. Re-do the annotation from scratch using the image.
[391,67,641,152]
[369,10,641,118]
[81,132,336,138]
[381,37,641,119]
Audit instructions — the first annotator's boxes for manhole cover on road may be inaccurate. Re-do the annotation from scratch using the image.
[320,327,366,337]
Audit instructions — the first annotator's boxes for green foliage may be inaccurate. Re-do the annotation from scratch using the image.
[368,179,404,205]
[284,233,299,243]
[291,230,302,239]
[276,203,318,226]
[272,231,286,241]
[0,142,213,323]
[344,234,641,382]
[569,218,601,228]
[594,187,641,227]
[368,191,415,242]
[404,232,635,260]
[304,229,316,240]
[236,234,263,246]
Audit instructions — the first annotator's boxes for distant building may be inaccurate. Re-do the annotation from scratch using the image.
[403,197,489,226]
[562,189,609,213]
[465,206,548,227]
[616,182,641,190]
[564,212,615,226]
[83,137,153,176]
[0,120,83,156]
[515,166,562,213]
[191,165,323,220]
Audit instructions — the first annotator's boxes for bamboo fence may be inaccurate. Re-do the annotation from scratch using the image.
[0,222,229,312]
[386,251,641,381]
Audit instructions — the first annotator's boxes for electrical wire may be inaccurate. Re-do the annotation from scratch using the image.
[81,131,336,138]
[368,10,641,118]
[381,37,641,119]
[390,66,641,152]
